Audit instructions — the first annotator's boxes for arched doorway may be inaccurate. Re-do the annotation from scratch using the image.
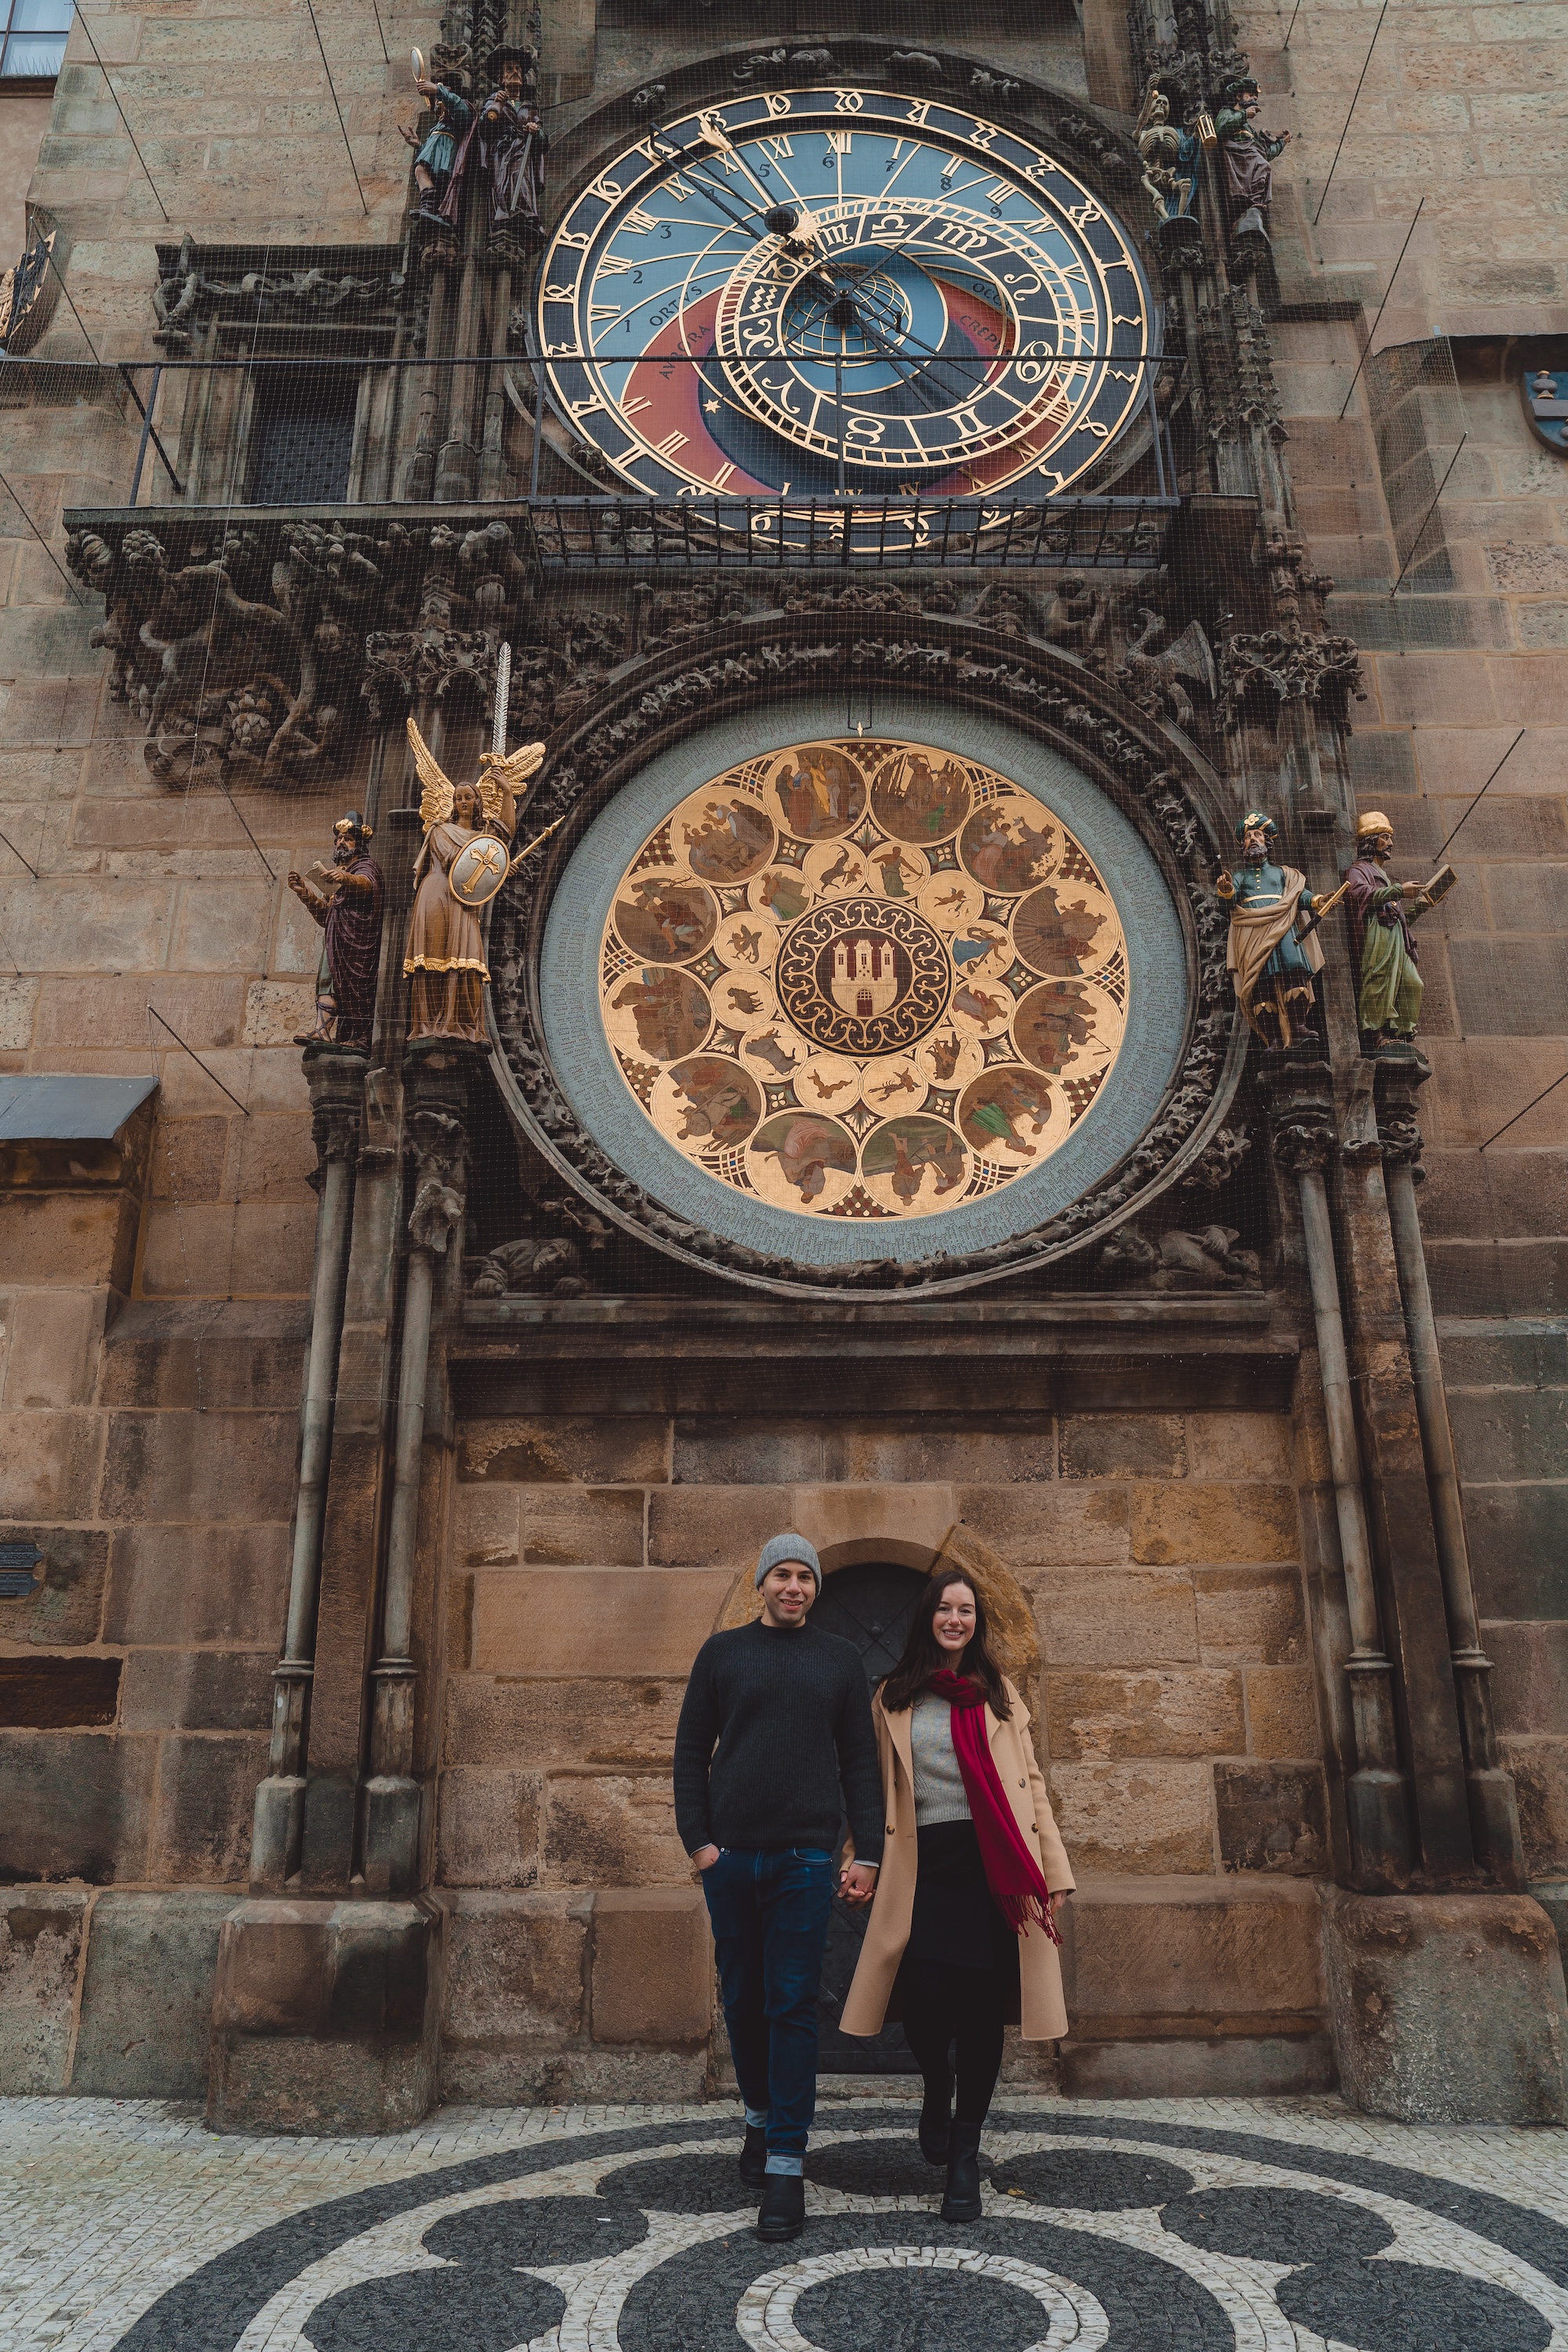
[810,1560,929,2073]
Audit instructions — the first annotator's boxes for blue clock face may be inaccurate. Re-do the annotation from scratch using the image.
[538,87,1156,500]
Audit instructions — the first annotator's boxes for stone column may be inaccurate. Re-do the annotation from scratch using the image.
[249,1045,366,1889]
[361,1038,479,1894]
[1375,1047,1526,1887]
[1261,1054,1414,1888]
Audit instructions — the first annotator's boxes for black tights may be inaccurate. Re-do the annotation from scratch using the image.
[899,1958,1005,2126]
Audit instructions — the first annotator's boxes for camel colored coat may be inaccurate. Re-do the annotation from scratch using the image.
[840,1679,1075,2042]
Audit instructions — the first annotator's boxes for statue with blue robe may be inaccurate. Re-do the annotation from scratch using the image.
[1215,811,1324,1050]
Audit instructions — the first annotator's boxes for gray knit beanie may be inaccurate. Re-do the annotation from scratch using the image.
[755,1532,822,1593]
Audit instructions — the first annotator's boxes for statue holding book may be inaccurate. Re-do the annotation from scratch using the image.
[1345,810,1456,1054]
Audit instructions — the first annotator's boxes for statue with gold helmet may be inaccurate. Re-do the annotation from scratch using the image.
[405,643,549,1044]
[1214,810,1326,1049]
[1344,809,1456,1054]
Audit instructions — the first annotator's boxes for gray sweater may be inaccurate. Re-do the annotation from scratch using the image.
[673,1620,884,1862]
[911,1692,973,1827]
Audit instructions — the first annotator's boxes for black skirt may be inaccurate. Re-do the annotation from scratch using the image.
[900,1819,1022,2020]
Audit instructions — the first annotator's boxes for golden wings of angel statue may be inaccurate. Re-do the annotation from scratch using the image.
[403,677,547,1043]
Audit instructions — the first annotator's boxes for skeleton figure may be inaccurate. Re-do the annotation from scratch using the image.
[1135,77,1198,220]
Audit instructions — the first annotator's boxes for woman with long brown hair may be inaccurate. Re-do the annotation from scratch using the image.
[839,1570,1073,2219]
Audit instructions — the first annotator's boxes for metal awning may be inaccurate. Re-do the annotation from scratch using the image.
[0,1073,158,1142]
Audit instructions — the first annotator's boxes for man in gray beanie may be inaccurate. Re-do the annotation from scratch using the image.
[673,1532,882,2242]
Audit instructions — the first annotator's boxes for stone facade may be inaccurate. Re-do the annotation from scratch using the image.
[1,0,1565,2129]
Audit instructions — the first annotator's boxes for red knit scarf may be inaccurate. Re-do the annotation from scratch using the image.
[927,1669,1062,1943]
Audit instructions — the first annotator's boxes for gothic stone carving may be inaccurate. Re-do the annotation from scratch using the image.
[152,235,407,352]
[65,517,525,785]
[1100,1222,1261,1288]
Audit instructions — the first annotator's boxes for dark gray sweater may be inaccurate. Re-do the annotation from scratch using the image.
[673,1620,884,1863]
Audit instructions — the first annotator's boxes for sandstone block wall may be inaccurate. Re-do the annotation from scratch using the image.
[1232,0,1568,1902]
[441,1405,1326,1890]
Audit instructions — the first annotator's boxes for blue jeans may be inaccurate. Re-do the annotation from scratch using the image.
[701,1846,834,2169]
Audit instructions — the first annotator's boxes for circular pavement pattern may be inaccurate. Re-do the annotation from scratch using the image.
[111,2111,1568,2352]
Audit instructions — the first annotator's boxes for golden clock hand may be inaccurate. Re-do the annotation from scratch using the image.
[691,117,823,246]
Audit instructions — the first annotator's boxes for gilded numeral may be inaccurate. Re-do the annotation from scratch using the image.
[1067,201,1102,227]
[1112,313,1145,327]
[904,100,931,128]
[968,120,996,147]
[623,394,652,416]
[827,127,852,153]
[763,92,791,118]
[555,227,592,250]
[710,462,736,488]
[624,206,660,235]
[655,430,688,455]
[833,89,864,113]
[764,134,793,158]
[543,282,579,302]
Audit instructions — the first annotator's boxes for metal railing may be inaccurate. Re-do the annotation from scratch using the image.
[521,492,1176,570]
[18,347,1181,571]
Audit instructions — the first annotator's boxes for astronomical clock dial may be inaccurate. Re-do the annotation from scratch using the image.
[539,87,1154,501]
[597,741,1130,1224]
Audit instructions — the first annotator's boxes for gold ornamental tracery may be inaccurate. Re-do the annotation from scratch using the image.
[599,737,1129,1221]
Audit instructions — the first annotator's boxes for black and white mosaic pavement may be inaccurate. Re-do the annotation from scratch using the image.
[5,2096,1568,2352]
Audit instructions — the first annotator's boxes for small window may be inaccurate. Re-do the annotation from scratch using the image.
[2,0,70,80]
[245,367,359,505]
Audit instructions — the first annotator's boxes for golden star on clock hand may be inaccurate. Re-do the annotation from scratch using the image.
[690,116,824,250]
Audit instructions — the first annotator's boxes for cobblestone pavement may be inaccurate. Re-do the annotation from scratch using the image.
[3,2088,1566,2352]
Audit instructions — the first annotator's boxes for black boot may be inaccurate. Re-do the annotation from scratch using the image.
[739,2124,767,2190]
[756,2172,805,2241]
[940,2121,983,2223]
[918,2070,952,2165]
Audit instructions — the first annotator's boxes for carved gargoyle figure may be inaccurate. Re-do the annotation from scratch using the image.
[731,45,833,84]
[1114,607,1216,729]
[1100,1223,1261,1289]
[470,1234,588,1298]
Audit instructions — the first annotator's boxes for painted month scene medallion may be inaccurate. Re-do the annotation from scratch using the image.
[599,739,1129,1221]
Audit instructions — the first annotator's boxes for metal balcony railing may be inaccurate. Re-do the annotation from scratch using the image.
[521,493,1175,570]
[16,350,1182,572]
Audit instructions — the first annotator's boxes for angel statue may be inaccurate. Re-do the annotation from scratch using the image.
[404,707,545,1043]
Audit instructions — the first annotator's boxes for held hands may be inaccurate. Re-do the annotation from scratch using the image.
[839,1861,877,1907]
